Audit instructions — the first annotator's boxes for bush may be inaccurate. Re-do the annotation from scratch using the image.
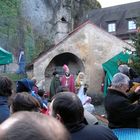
[0,73,27,82]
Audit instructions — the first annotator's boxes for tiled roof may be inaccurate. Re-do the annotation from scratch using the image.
[82,1,140,38]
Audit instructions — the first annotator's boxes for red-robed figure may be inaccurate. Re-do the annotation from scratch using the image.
[61,64,75,93]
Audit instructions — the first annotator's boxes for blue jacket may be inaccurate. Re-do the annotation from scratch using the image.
[0,96,10,124]
[16,78,46,108]
[16,78,34,93]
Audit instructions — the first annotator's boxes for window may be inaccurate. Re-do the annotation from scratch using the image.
[108,23,116,32]
[128,20,136,30]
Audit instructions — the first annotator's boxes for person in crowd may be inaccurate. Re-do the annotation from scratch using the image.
[118,64,140,95]
[49,92,118,140]
[104,73,140,128]
[16,50,26,74]
[77,84,95,114]
[118,64,140,84]
[10,92,40,113]
[75,72,95,114]
[49,71,61,101]
[0,111,70,140]
[16,78,45,108]
[38,89,48,106]
[0,76,13,124]
[118,64,138,80]
[61,64,75,93]
[16,78,34,93]
[32,77,38,94]
[37,89,49,115]
[75,72,85,92]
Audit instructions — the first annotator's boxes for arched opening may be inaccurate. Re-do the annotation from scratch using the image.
[44,53,84,91]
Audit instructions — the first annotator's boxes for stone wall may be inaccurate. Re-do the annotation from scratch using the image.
[33,22,132,95]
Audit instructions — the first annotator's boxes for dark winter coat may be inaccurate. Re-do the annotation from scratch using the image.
[104,88,140,128]
[71,124,118,140]
[0,96,10,124]
[49,76,61,100]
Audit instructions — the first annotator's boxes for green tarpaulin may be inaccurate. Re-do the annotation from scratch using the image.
[102,52,130,96]
[0,47,13,65]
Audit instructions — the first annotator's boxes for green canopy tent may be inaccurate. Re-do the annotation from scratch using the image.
[0,47,13,65]
[102,52,130,96]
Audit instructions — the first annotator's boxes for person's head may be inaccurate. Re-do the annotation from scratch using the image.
[49,92,84,129]
[118,64,130,76]
[78,72,85,79]
[0,76,13,97]
[20,50,24,55]
[111,73,130,93]
[76,72,85,86]
[38,89,45,97]
[16,78,34,93]
[0,112,70,140]
[11,92,40,113]
[63,64,70,74]
[53,71,59,78]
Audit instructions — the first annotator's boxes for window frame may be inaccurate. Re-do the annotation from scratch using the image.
[108,22,116,32]
[128,20,136,30]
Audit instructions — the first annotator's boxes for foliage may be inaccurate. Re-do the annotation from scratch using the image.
[34,36,49,56]
[0,73,27,82]
[128,22,140,75]
[80,0,101,10]
[24,23,54,63]
[72,0,101,27]
[0,0,20,46]
[0,0,101,66]
[24,23,35,63]
[0,0,20,17]
[0,0,20,54]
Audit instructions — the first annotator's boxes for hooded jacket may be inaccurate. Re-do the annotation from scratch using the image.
[16,78,45,108]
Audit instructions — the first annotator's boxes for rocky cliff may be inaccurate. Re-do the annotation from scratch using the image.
[0,0,101,70]
[20,0,101,44]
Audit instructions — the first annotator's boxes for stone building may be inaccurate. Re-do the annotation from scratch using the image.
[81,1,140,44]
[28,21,132,95]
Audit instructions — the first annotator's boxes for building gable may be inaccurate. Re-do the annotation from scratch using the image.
[33,21,132,94]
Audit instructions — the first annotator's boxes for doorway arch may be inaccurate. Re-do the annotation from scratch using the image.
[44,52,85,91]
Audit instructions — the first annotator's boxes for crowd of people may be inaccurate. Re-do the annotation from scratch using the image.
[0,63,140,140]
[104,64,140,128]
